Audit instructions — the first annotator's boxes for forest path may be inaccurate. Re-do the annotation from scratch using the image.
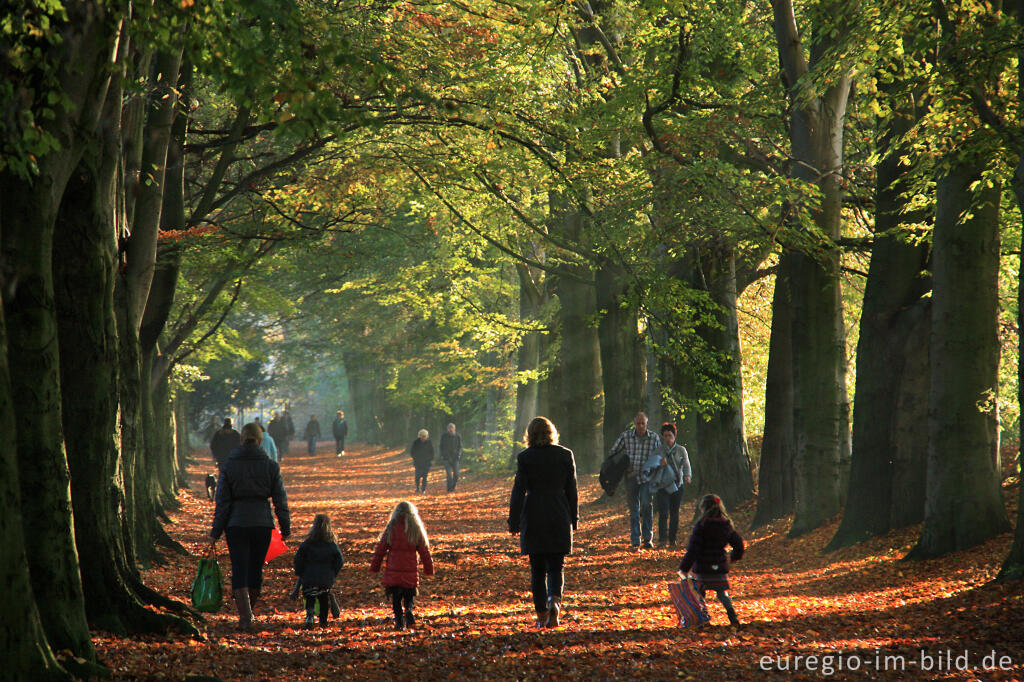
[93,442,1024,680]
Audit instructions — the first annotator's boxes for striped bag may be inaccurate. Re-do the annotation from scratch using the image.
[668,576,711,628]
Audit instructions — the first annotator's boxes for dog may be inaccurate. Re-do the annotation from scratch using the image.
[205,473,217,500]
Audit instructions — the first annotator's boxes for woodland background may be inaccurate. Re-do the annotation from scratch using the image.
[2,0,1024,678]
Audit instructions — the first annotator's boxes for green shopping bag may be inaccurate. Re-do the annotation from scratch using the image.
[190,553,223,612]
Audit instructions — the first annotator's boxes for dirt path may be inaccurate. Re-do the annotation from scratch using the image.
[93,443,1024,680]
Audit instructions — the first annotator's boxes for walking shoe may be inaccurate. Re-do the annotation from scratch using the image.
[545,598,561,628]
[535,608,548,629]
[303,615,315,630]
[405,610,415,627]
[394,615,405,631]
[630,544,640,553]
[641,541,654,550]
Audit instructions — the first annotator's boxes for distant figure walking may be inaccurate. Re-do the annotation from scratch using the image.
[294,513,344,630]
[644,422,691,547]
[209,422,290,630]
[304,415,321,456]
[609,412,661,551]
[409,429,434,493]
[370,501,434,630]
[282,410,296,456]
[508,416,578,629]
[333,411,349,457]
[257,422,279,463]
[267,412,288,460]
[209,418,241,470]
[678,494,744,628]
[439,423,463,492]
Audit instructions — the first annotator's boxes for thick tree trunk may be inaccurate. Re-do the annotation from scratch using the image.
[596,264,645,458]
[753,262,795,528]
[0,294,69,679]
[690,248,754,505]
[908,158,1010,559]
[998,152,1024,581]
[829,98,932,549]
[556,269,604,473]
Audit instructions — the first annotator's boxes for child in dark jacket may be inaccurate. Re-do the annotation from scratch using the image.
[678,493,745,627]
[294,514,344,629]
[370,500,434,630]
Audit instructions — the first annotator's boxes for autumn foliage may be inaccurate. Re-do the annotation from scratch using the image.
[92,444,1024,680]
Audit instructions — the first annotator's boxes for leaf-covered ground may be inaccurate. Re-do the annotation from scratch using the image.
[93,445,1024,680]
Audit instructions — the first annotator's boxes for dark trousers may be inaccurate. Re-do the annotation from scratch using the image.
[335,437,346,454]
[307,437,317,456]
[444,458,460,491]
[305,594,330,624]
[390,586,415,622]
[528,553,565,613]
[697,585,739,624]
[415,468,429,493]
[225,526,272,590]
[657,487,684,544]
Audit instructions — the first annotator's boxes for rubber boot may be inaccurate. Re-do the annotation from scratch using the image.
[233,588,254,630]
[545,598,560,628]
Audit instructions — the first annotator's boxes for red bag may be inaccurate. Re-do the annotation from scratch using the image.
[668,576,711,628]
[265,528,287,564]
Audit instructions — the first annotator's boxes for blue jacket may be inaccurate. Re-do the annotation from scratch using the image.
[210,443,290,539]
[261,433,279,463]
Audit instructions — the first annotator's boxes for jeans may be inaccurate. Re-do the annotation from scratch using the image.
[225,526,272,590]
[528,553,565,612]
[307,437,317,456]
[335,437,345,454]
[444,458,460,491]
[657,487,684,544]
[625,477,654,545]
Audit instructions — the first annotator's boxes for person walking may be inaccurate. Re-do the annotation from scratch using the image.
[508,416,578,629]
[257,422,279,463]
[409,429,434,493]
[439,423,463,492]
[645,422,691,547]
[209,422,290,630]
[293,513,344,629]
[370,501,434,630]
[282,409,296,456]
[678,494,744,627]
[209,418,241,470]
[267,412,287,459]
[608,412,661,551]
[332,410,349,457]
[304,415,321,456]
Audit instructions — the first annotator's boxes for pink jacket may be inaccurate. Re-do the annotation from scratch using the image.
[369,518,434,588]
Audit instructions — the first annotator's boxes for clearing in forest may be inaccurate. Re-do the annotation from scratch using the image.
[94,444,1024,680]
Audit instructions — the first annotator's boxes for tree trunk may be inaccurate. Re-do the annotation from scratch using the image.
[908,156,1010,558]
[690,247,753,505]
[752,261,795,528]
[514,263,544,450]
[596,263,645,458]
[556,269,604,473]
[0,291,69,679]
[828,91,932,549]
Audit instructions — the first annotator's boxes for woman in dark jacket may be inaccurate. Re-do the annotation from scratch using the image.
[508,416,578,628]
[409,429,434,493]
[209,422,291,630]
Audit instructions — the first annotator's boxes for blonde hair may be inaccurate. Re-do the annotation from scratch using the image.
[305,513,337,544]
[418,428,429,439]
[524,416,559,447]
[241,422,262,444]
[380,500,429,548]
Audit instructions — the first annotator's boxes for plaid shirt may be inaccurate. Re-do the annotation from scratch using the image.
[610,428,662,479]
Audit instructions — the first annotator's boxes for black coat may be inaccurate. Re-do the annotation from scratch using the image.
[678,517,745,575]
[410,438,434,470]
[508,444,578,555]
[439,431,462,462]
[210,427,241,466]
[294,539,344,588]
[210,443,290,539]
[332,418,348,440]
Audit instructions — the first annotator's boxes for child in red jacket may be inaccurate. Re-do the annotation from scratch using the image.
[370,500,434,630]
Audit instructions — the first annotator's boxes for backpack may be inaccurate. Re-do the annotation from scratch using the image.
[599,450,629,496]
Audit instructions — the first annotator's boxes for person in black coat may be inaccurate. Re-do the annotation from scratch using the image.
[409,429,434,493]
[332,410,349,457]
[209,422,290,630]
[678,493,744,627]
[439,422,463,492]
[508,416,578,628]
[209,418,241,469]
